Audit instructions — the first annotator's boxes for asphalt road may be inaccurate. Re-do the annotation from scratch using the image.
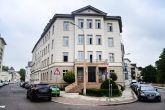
[0,84,165,110]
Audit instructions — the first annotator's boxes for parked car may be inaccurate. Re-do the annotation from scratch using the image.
[24,83,32,89]
[50,85,60,97]
[21,82,29,88]
[137,85,161,102]
[26,83,52,101]
[0,80,3,87]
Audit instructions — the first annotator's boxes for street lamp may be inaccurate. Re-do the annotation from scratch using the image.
[69,22,86,95]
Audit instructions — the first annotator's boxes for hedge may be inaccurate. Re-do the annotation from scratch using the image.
[85,89,121,97]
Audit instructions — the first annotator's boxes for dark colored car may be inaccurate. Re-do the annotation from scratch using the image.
[26,83,52,101]
[138,85,161,102]
[21,82,29,88]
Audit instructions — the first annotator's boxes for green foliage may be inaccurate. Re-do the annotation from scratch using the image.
[110,73,118,81]
[100,79,119,90]
[141,65,157,83]
[85,89,121,97]
[19,68,26,81]
[155,48,165,83]
[63,71,75,84]
[2,66,9,71]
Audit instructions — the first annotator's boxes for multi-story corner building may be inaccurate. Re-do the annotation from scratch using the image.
[31,5,124,91]
[25,61,32,82]
[0,34,6,73]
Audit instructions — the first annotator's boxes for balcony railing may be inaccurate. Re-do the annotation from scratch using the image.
[75,59,108,65]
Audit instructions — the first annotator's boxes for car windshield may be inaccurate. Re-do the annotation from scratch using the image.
[141,86,155,91]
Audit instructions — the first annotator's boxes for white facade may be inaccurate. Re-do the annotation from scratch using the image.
[31,5,124,87]
[25,61,32,82]
[124,58,132,86]
[0,71,12,81]
[0,35,6,73]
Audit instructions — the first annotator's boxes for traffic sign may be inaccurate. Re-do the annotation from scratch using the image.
[54,68,60,75]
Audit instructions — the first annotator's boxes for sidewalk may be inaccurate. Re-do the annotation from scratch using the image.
[52,87,138,106]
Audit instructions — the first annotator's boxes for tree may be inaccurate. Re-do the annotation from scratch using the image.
[141,65,157,83]
[155,48,165,83]
[63,71,75,84]
[2,66,9,71]
[19,68,26,81]
[110,73,118,81]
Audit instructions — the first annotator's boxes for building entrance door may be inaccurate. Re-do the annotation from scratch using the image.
[88,67,96,82]
[77,67,83,83]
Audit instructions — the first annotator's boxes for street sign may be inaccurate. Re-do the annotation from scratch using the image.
[54,68,60,75]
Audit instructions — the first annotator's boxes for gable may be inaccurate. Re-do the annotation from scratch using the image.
[72,5,107,16]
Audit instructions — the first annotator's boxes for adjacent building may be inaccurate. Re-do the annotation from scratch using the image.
[25,61,32,82]
[0,34,6,73]
[31,5,124,91]
[123,58,132,86]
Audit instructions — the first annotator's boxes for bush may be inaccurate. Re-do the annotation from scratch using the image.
[85,89,121,97]
[110,73,118,81]
[63,71,75,84]
[101,79,118,90]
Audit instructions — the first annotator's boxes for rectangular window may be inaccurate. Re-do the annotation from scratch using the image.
[108,38,113,47]
[77,35,84,45]
[63,21,69,31]
[51,54,53,64]
[48,44,50,53]
[50,71,52,80]
[52,25,54,35]
[107,23,113,32]
[110,70,115,73]
[109,53,115,62]
[95,19,101,29]
[78,51,84,61]
[87,19,92,29]
[87,51,93,63]
[87,35,93,45]
[52,39,54,49]
[63,36,69,47]
[96,51,102,61]
[78,19,84,28]
[47,57,49,65]
[96,35,101,45]
[63,52,68,62]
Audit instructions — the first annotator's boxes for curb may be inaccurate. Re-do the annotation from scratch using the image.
[52,91,138,106]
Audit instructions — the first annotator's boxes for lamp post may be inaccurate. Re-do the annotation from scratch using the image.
[69,22,86,95]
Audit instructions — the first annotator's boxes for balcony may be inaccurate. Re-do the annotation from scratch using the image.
[74,59,108,66]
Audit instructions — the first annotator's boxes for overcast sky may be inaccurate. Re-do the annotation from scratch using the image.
[0,0,165,70]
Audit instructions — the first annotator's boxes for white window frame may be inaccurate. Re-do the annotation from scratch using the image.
[96,51,102,61]
[109,53,115,62]
[108,37,114,47]
[96,35,102,45]
[95,19,101,29]
[78,51,84,61]
[78,19,84,28]
[87,35,93,45]
[77,35,84,45]
[63,52,68,62]
[107,23,113,32]
[87,19,92,29]
[63,36,69,47]
[63,21,69,31]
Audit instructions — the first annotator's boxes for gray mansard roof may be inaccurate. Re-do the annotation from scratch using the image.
[32,5,122,53]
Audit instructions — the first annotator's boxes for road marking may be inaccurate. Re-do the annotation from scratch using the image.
[0,105,5,108]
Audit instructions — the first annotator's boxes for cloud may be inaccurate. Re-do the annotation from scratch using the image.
[0,0,165,70]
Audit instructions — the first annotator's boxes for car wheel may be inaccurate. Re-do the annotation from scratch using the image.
[157,97,161,102]
[48,97,52,101]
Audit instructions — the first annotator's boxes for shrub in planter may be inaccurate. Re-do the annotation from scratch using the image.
[110,73,118,81]
[101,79,118,90]
[86,89,121,97]
[63,71,75,84]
